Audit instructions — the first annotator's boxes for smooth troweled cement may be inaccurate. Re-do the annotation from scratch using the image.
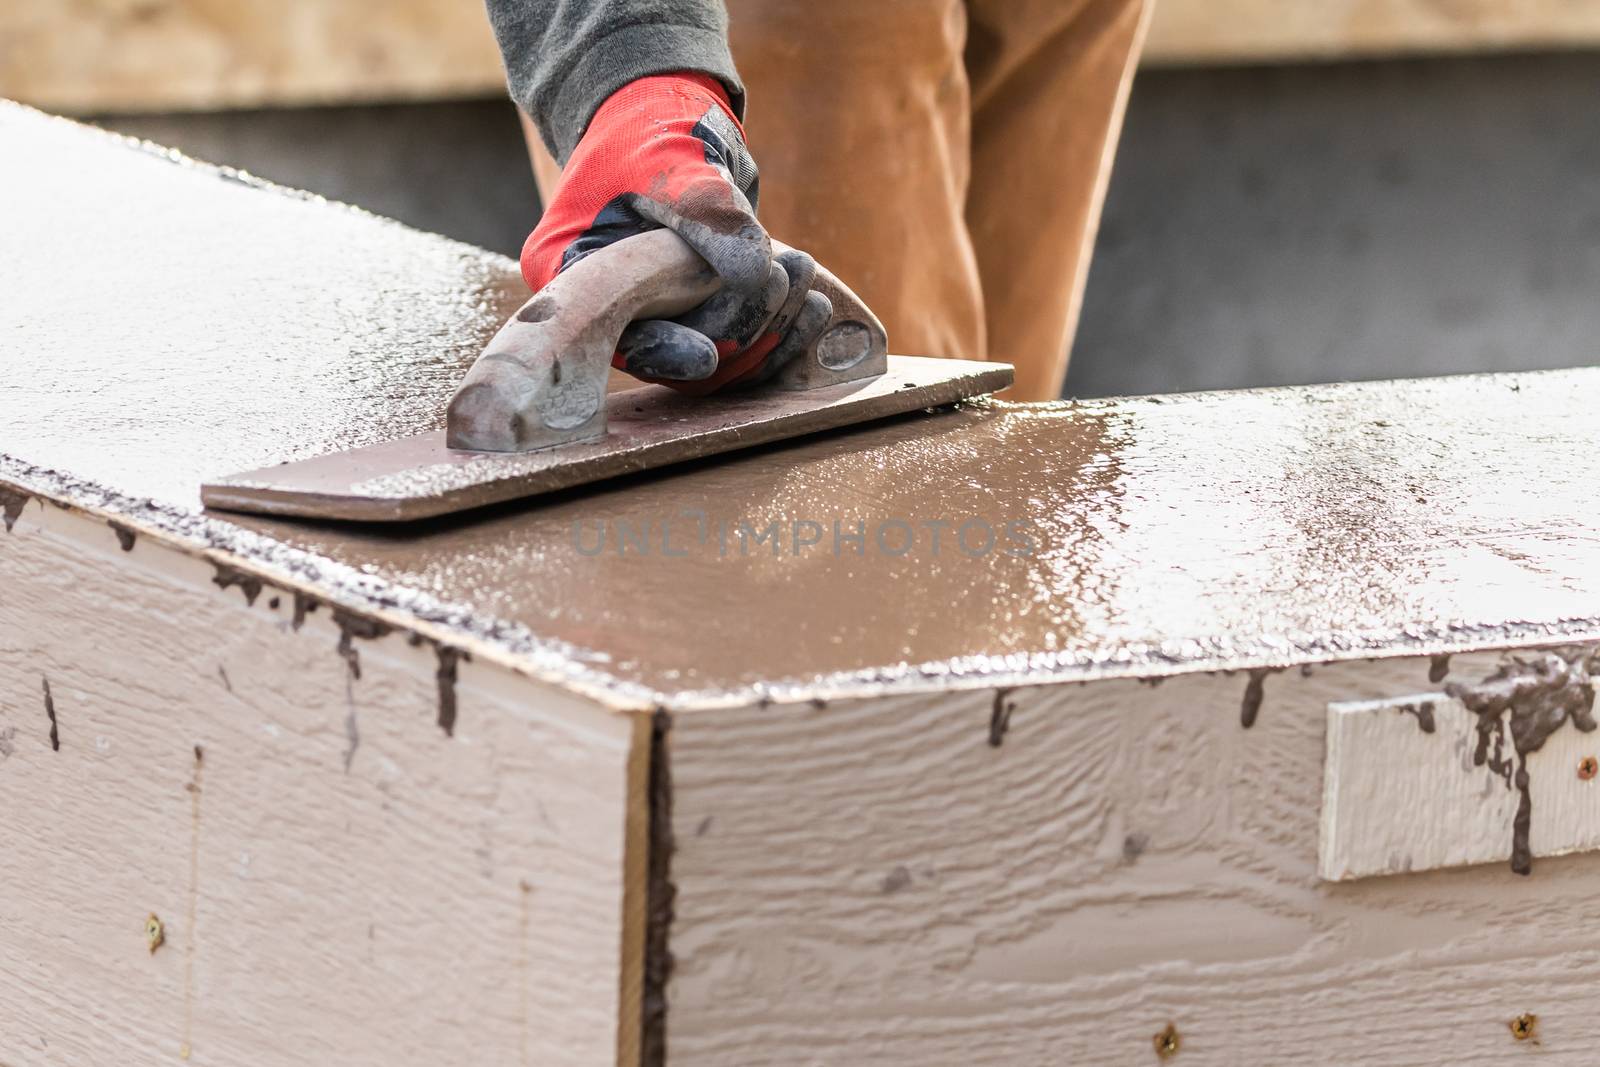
[6,101,1600,707]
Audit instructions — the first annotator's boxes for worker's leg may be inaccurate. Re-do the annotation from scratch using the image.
[965,0,1154,399]
[724,0,985,363]
[521,1,985,366]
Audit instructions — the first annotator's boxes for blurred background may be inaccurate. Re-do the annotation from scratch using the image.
[5,0,1597,398]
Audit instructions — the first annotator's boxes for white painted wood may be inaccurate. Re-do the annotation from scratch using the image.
[1321,693,1600,881]
[0,499,642,1067]
[11,494,1600,1066]
[664,656,1600,1066]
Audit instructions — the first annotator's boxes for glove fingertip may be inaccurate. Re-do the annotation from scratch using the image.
[796,289,835,342]
[617,320,720,382]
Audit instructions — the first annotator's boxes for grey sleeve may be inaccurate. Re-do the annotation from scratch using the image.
[484,0,744,164]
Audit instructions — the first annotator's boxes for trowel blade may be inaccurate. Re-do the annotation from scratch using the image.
[201,355,1013,523]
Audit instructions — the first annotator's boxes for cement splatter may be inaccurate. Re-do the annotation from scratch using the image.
[988,687,1015,747]
[331,608,392,680]
[881,866,912,893]
[108,520,137,551]
[1240,668,1271,729]
[1122,832,1149,863]
[1428,654,1451,684]
[0,486,28,532]
[210,562,263,607]
[292,591,317,631]
[0,725,16,760]
[435,645,468,737]
[216,666,232,693]
[42,677,59,751]
[1399,700,1437,734]
[342,699,360,774]
[1446,647,1598,875]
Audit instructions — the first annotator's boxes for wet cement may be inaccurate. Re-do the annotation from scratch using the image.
[1447,648,1599,875]
[8,103,1600,707]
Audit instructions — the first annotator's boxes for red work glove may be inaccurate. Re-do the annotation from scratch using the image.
[522,73,832,394]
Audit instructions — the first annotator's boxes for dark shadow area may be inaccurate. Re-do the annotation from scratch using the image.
[1072,50,1600,396]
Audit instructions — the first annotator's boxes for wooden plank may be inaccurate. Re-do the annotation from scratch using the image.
[201,358,1013,523]
[6,0,1600,115]
[0,498,640,1066]
[1321,675,1600,881]
[662,652,1600,1065]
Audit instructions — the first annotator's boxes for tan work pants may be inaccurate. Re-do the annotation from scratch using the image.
[525,0,1153,401]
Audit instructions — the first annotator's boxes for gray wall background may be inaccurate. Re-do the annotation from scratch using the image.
[100,50,1600,399]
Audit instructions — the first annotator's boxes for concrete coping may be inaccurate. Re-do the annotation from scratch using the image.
[5,100,1600,712]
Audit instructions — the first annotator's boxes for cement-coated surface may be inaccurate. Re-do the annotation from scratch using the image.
[7,102,1600,707]
[98,99,537,257]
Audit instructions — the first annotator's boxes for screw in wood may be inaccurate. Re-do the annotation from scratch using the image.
[1578,756,1597,781]
[1509,1013,1539,1042]
[1153,1022,1181,1059]
[145,913,165,954]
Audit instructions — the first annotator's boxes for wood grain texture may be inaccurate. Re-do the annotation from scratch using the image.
[664,653,1600,1065]
[8,1,1600,114]
[0,498,640,1067]
[1321,691,1600,880]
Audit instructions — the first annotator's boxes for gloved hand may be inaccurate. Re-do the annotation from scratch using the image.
[522,72,832,394]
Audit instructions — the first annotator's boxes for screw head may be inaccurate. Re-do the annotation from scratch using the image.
[1510,1013,1538,1041]
[1579,757,1597,781]
[145,913,165,954]
[1153,1022,1181,1059]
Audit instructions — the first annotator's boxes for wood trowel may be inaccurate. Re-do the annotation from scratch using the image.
[202,228,1013,523]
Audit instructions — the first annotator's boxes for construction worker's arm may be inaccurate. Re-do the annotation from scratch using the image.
[484,0,833,390]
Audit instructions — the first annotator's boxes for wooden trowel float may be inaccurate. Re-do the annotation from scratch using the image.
[202,229,1013,523]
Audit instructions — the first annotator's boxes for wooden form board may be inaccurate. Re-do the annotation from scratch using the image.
[8,105,1600,1065]
[662,655,1600,1066]
[5,1,1599,115]
[8,501,1600,1065]
[1322,683,1600,881]
[0,498,649,1067]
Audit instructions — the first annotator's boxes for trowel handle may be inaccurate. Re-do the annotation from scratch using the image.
[446,228,888,453]
[766,237,889,391]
